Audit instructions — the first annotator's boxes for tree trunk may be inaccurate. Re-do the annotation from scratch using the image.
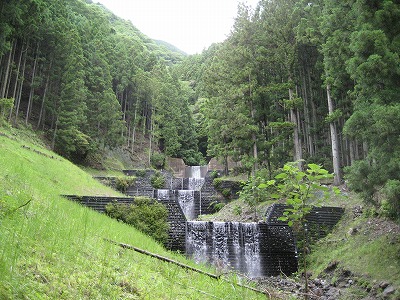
[0,40,13,99]
[302,68,314,157]
[131,100,138,152]
[9,41,23,122]
[249,74,258,174]
[326,84,341,185]
[37,58,52,129]
[51,115,59,150]
[26,43,39,125]
[5,41,17,98]
[148,107,154,166]
[14,41,29,125]
[289,84,303,170]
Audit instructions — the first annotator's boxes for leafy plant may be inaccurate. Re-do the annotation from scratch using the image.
[210,170,220,179]
[115,176,136,193]
[0,98,13,121]
[233,205,242,216]
[258,161,339,299]
[105,197,170,244]
[150,171,165,189]
[135,169,147,177]
[208,201,225,212]
[150,152,165,169]
[212,178,223,189]
[239,168,273,219]
[221,188,231,198]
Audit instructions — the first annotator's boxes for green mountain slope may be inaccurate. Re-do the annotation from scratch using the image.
[0,127,264,299]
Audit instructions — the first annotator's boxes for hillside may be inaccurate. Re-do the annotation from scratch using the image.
[0,126,265,299]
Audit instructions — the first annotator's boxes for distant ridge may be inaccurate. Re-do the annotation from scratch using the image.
[154,39,188,56]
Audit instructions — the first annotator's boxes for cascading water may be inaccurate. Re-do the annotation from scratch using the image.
[176,190,196,220]
[157,189,170,201]
[186,221,266,278]
[186,165,206,191]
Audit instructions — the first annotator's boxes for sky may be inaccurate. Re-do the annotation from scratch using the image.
[95,0,260,55]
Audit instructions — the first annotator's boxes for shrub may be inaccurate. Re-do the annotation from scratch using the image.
[105,197,170,244]
[221,188,231,198]
[233,205,242,216]
[210,170,220,179]
[150,153,165,169]
[115,176,136,193]
[208,201,225,212]
[212,178,223,189]
[135,169,146,177]
[381,180,400,219]
[150,171,165,189]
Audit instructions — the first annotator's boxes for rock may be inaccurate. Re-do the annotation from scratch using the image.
[353,205,363,217]
[348,227,358,235]
[324,260,339,272]
[325,287,341,300]
[313,287,324,297]
[382,285,395,297]
[379,281,390,289]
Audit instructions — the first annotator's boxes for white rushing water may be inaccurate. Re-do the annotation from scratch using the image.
[186,221,264,277]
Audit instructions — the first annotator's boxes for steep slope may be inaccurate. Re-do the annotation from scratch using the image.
[0,127,264,299]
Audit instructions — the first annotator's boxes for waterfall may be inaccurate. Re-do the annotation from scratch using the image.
[242,223,261,277]
[157,189,169,201]
[186,221,208,263]
[186,221,266,278]
[177,190,196,220]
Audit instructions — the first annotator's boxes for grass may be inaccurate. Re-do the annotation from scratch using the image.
[307,205,400,284]
[0,126,266,299]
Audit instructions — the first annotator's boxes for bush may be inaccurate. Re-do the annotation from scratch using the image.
[105,197,170,244]
[115,176,136,193]
[208,201,225,212]
[233,205,242,216]
[150,171,165,189]
[150,153,165,169]
[381,180,400,219]
[221,188,231,198]
[135,169,146,177]
[212,178,223,189]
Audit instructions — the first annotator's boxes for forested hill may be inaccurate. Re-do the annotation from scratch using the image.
[1,0,400,220]
[0,0,203,165]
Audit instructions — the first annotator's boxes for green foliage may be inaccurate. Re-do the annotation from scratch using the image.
[105,197,170,244]
[208,201,225,212]
[239,168,273,210]
[212,178,223,189]
[233,205,242,216]
[0,98,13,119]
[210,170,220,179]
[325,109,343,123]
[150,171,165,189]
[135,169,147,177]
[267,162,336,226]
[115,176,136,193]
[150,152,166,169]
[221,188,232,198]
[380,180,400,219]
[344,154,400,221]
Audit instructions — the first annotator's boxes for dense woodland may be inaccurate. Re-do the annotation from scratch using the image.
[0,0,399,219]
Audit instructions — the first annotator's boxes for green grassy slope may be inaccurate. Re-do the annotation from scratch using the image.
[0,127,265,299]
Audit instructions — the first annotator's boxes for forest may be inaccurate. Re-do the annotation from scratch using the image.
[0,0,399,219]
